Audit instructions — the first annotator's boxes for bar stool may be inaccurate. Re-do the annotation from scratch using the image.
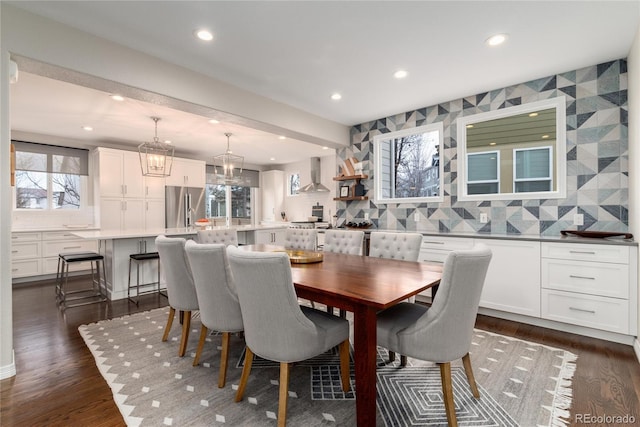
[55,252,107,309]
[127,251,165,305]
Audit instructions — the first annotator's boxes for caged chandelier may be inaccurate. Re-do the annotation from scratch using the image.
[213,132,243,184]
[138,116,174,177]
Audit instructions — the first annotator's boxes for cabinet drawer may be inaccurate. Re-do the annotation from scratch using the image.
[421,236,474,251]
[11,259,41,278]
[42,231,83,241]
[541,259,628,299]
[541,289,629,334]
[542,242,629,263]
[42,257,96,275]
[42,240,98,257]
[11,232,41,242]
[11,242,41,260]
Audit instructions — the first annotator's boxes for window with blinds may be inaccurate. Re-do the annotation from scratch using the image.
[467,151,500,195]
[514,147,552,193]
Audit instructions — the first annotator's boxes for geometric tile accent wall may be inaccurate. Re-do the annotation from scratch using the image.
[338,59,629,236]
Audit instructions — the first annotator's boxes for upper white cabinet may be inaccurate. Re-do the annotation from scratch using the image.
[96,148,145,198]
[261,170,284,221]
[144,175,166,199]
[165,158,206,187]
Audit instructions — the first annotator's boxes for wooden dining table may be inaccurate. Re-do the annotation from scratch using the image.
[241,244,443,426]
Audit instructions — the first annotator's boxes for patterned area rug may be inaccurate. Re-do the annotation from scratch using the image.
[79,307,576,426]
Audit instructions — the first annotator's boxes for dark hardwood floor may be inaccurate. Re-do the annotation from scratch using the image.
[2,278,639,426]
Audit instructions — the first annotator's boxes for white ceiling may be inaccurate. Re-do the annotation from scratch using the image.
[7,1,640,166]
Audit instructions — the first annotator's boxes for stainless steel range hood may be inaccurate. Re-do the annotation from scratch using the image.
[299,157,330,193]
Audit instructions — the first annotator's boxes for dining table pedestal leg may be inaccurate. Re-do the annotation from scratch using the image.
[353,305,378,426]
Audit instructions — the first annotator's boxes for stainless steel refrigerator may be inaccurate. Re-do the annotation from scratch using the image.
[165,186,206,228]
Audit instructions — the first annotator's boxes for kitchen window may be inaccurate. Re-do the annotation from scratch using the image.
[514,147,552,193]
[13,141,89,210]
[288,173,300,196]
[467,151,500,195]
[205,166,258,225]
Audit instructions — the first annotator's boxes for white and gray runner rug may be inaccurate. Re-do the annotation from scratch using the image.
[79,307,576,426]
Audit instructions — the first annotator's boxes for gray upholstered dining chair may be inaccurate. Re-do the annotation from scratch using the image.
[284,228,318,250]
[369,231,423,260]
[197,228,238,246]
[155,235,199,357]
[376,245,492,427]
[323,229,364,255]
[185,240,243,388]
[226,245,350,427]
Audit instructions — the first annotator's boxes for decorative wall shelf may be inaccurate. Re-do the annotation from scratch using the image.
[333,174,368,181]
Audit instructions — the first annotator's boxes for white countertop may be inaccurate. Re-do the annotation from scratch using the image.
[70,224,288,240]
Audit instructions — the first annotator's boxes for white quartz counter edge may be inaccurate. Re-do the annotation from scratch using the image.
[12,226,100,233]
[324,228,637,246]
[70,225,288,240]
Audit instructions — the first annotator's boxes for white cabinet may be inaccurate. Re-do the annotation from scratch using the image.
[96,148,145,199]
[254,228,286,245]
[261,170,284,222]
[541,242,634,334]
[95,148,166,231]
[11,230,98,279]
[479,239,541,317]
[418,236,474,298]
[165,158,206,187]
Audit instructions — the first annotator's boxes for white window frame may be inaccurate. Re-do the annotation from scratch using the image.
[287,172,300,197]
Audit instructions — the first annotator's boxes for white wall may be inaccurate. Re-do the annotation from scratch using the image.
[281,154,337,223]
[628,22,640,362]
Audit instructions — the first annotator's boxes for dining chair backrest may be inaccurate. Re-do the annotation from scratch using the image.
[155,235,198,311]
[227,246,332,362]
[284,228,318,251]
[185,240,243,332]
[197,229,238,246]
[399,245,492,361]
[369,231,422,261]
[323,229,364,255]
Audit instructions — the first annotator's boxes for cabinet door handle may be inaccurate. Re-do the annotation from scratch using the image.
[121,184,125,195]
[424,241,445,245]
[569,307,596,314]
[12,268,18,272]
[569,275,595,280]
[569,250,595,255]
[11,250,18,253]
[64,246,82,249]
[146,186,149,196]
[124,184,128,195]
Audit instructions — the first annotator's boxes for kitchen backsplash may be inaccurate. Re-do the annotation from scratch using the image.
[337,59,628,236]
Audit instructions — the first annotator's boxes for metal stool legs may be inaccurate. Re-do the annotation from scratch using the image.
[127,252,165,305]
[55,252,107,309]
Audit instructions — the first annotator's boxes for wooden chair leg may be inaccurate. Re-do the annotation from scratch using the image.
[388,350,396,363]
[218,332,231,388]
[439,362,457,427]
[339,339,351,392]
[235,347,254,402]
[462,353,480,398]
[400,355,407,366]
[162,307,175,342]
[278,362,290,427]
[178,310,191,357]
[193,325,208,366]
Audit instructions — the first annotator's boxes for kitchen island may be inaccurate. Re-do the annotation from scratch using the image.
[72,225,288,300]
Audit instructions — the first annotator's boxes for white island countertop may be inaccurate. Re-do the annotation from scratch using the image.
[71,224,288,240]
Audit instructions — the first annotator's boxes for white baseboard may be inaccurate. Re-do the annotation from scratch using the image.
[634,338,640,364]
[0,350,16,380]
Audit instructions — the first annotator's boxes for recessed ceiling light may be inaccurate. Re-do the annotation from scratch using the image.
[489,142,497,146]
[110,94,124,101]
[195,29,213,41]
[270,157,276,161]
[486,33,508,46]
[331,93,342,101]
[466,124,474,128]
[82,126,93,132]
[541,134,550,139]
[528,112,539,117]
[393,70,408,79]
[208,119,220,124]
[278,136,286,140]
[164,140,172,144]
[322,146,329,150]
